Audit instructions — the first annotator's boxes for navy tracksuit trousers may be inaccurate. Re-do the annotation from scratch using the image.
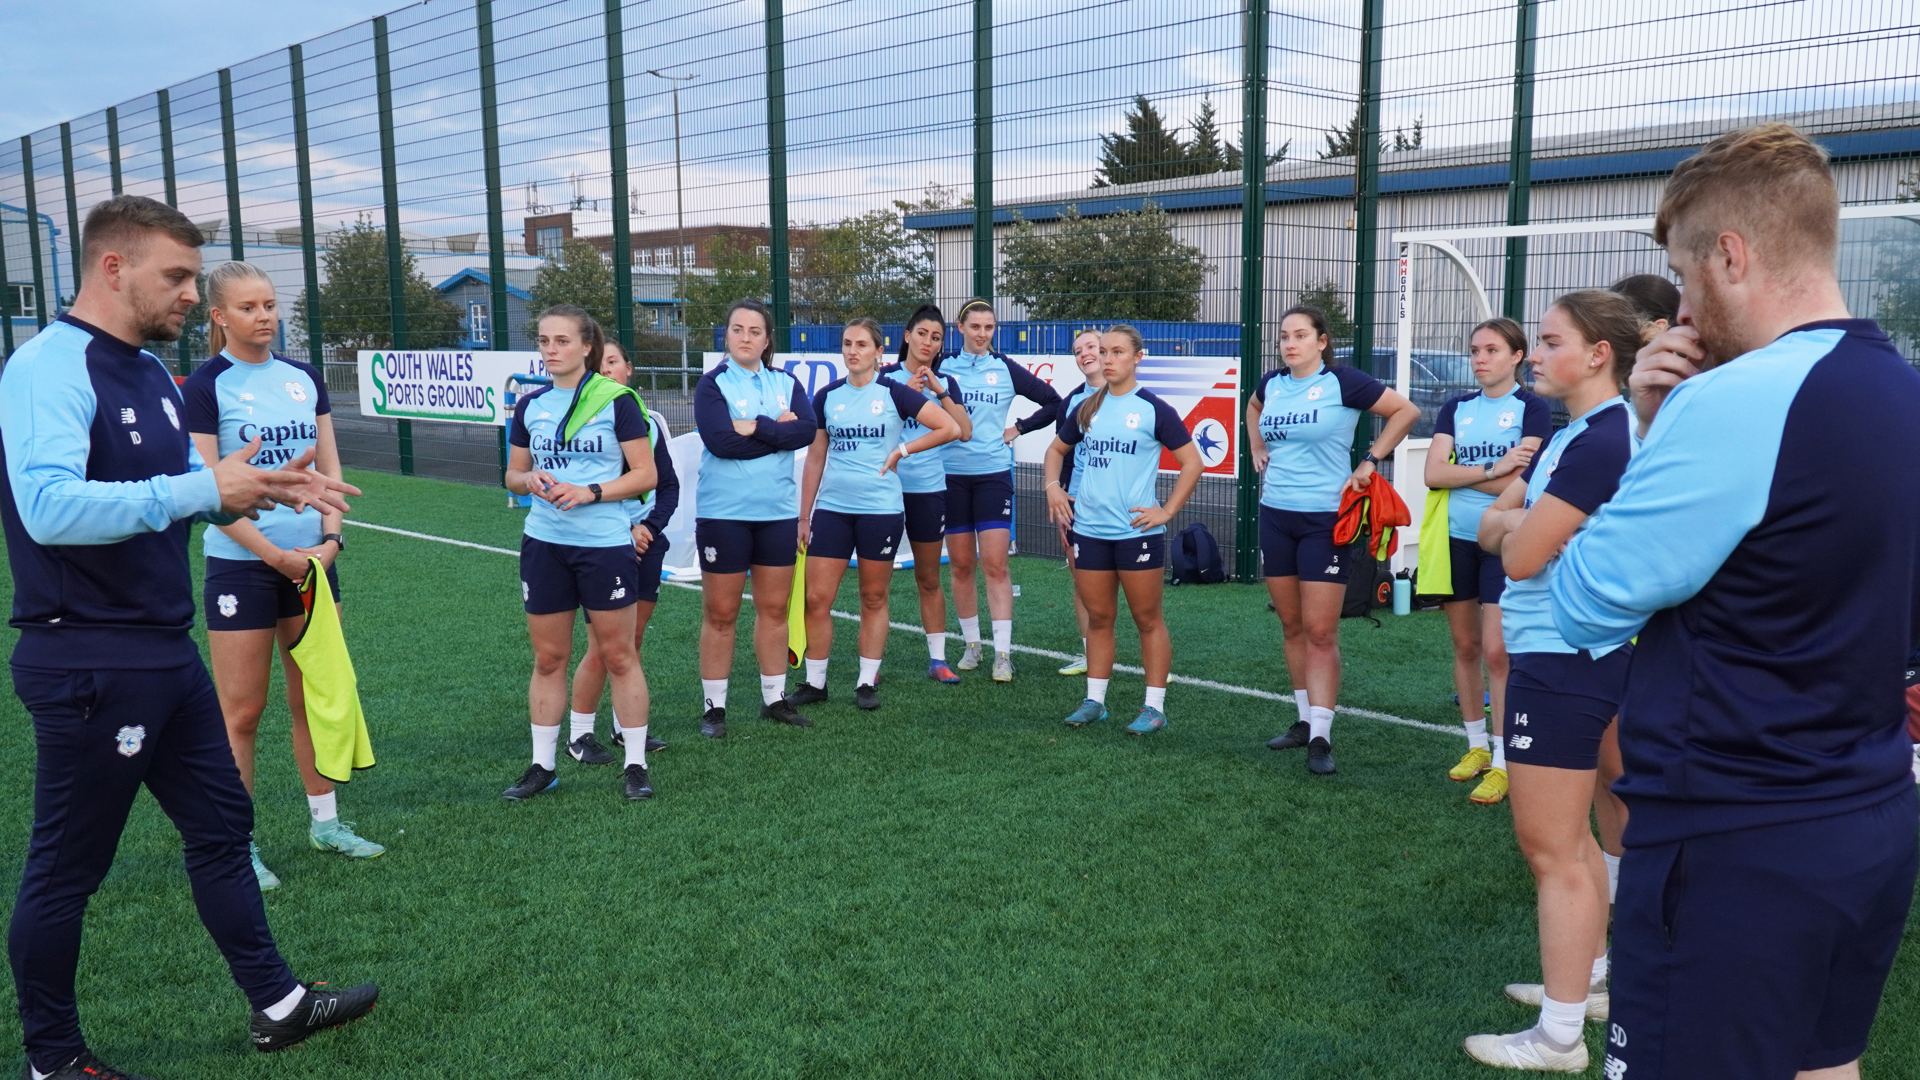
[8,662,298,1071]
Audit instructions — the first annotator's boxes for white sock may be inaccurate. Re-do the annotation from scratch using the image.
[1080,637,1088,657]
[1605,851,1621,905]
[569,710,597,742]
[622,725,647,768]
[991,619,1012,655]
[306,791,337,825]
[760,673,785,705]
[805,657,828,689]
[1294,689,1310,726]
[1463,718,1488,750]
[702,679,728,712]
[1538,994,1587,1047]
[928,633,946,661]
[531,724,560,770]
[1144,685,1166,712]
[1086,677,1109,704]
[1491,737,1508,771]
[1307,705,1334,743]
[263,984,307,1022]
[959,616,980,644]
[1591,953,1610,986]
[857,655,881,687]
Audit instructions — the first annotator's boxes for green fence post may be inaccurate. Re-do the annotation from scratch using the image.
[290,44,325,370]
[21,137,48,329]
[764,0,790,352]
[1349,0,1384,465]
[107,106,123,196]
[61,123,81,299]
[0,193,13,359]
[479,0,512,485]
[157,88,187,372]
[605,0,636,367]
[374,16,413,474]
[972,0,993,300]
[1502,0,1538,321]
[219,68,244,263]
[1234,0,1269,582]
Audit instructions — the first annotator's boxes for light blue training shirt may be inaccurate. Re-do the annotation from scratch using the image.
[1432,386,1553,541]
[510,381,650,548]
[1499,398,1633,656]
[182,350,331,562]
[932,349,1061,476]
[1253,363,1386,513]
[876,362,961,495]
[811,375,929,515]
[693,358,817,521]
[1053,386,1193,541]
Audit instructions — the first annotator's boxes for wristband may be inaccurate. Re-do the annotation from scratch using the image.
[899,445,912,458]
[322,532,345,552]
[588,483,603,504]
[1362,452,1381,467]
[1483,463,1496,481]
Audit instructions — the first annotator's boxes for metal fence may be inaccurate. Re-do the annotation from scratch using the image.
[4,0,1919,578]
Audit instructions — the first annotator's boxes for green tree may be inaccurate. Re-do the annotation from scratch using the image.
[525,236,615,341]
[795,206,934,324]
[1294,279,1357,348]
[291,215,461,354]
[999,200,1210,321]
[1876,169,1920,358]
[1093,96,1193,188]
[1319,105,1423,160]
[1189,96,1289,175]
[678,234,771,340]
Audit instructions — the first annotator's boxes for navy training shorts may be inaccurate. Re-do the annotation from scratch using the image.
[695,517,798,575]
[810,509,904,563]
[1258,506,1347,584]
[1068,531,1165,572]
[1439,536,1506,605]
[521,536,640,614]
[945,470,1013,534]
[204,556,342,631]
[1503,647,1632,770]
[902,490,948,546]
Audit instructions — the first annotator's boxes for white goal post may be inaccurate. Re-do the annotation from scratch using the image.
[1385,202,1920,573]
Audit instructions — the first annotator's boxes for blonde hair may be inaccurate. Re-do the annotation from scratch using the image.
[205,260,275,356]
[1076,324,1144,431]
[1654,123,1839,274]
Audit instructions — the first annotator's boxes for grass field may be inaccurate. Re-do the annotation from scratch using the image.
[0,467,1915,1078]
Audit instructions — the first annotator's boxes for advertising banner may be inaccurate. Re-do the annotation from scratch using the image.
[356,350,545,427]
[704,351,1239,476]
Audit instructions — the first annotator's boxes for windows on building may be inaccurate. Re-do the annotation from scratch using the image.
[535,226,564,258]
[468,302,489,345]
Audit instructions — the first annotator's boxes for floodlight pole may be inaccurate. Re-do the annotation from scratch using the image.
[649,68,696,392]
[1234,0,1269,582]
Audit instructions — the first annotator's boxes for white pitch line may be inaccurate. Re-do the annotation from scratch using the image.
[345,519,1458,737]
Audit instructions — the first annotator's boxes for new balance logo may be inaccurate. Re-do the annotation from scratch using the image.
[120,407,137,424]
[1509,735,1533,750]
[307,996,339,1025]
[1502,1043,1549,1068]
[1136,553,1151,562]
[1323,565,1339,575]
[1602,1055,1628,1079]
[610,587,627,600]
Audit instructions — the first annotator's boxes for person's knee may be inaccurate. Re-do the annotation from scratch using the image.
[1085,607,1117,633]
[983,558,1011,583]
[1306,625,1340,652]
[224,706,265,738]
[1452,635,1483,666]
[859,588,889,613]
[914,566,941,594]
[532,648,569,678]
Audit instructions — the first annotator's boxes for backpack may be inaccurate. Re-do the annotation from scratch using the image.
[1168,521,1226,585]
[1340,539,1394,624]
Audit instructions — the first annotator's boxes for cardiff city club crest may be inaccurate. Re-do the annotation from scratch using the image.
[1191,419,1229,469]
[115,725,146,758]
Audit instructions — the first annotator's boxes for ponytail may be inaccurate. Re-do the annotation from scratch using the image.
[898,303,945,365]
[536,304,606,371]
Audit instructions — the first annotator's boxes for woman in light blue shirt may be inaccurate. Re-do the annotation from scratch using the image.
[184,260,378,888]
[1248,305,1419,775]
[504,306,658,802]
[690,299,819,736]
[1043,326,1202,735]
[1422,317,1550,804]
[793,318,959,710]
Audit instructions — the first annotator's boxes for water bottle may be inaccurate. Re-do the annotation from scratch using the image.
[1392,574,1411,616]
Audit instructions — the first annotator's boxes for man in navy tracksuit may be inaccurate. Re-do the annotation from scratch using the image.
[0,197,375,1079]
[1552,126,1919,1079]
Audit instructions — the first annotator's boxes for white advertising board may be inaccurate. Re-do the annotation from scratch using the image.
[356,350,545,427]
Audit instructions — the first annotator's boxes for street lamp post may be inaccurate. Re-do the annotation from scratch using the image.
[648,68,696,393]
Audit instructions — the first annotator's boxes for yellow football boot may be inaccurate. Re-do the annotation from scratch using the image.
[1470,767,1510,805]
[1449,745,1493,782]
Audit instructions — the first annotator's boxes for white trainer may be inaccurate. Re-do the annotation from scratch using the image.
[1503,982,1609,1021]
[1462,1027,1588,1072]
[956,642,983,670]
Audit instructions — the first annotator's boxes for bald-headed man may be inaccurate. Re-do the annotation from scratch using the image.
[0,196,377,1080]
[1551,125,1920,1080]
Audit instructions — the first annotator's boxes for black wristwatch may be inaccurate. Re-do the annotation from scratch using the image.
[322,532,345,551]
[1362,452,1381,467]
[588,483,604,504]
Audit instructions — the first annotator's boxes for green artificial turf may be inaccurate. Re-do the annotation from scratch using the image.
[0,467,1914,1078]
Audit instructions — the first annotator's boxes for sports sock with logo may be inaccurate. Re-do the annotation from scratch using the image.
[1463,718,1488,750]
[569,710,597,742]
[760,673,785,705]
[857,655,881,687]
[263,984,307,1022]
[1538,995,1586,1048]
[1307,705,1334,743]
[622,725,648,768]
[991,620,1012,655]
[1294,689,1310,727]
[1144,685,1166,712]
[702,679,727,713]
[928,633,946,661]
[307,791,337,826]
[958,616,980,645]
[1604,852,1620,904]
[531,724,560,770]
[1491,736,1508,772]
[1086,677,1109,704]
[805,657,829,689]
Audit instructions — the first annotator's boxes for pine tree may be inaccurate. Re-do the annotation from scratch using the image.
[1187,97,1230,172]
[1093,95,1193,187]
[1320,105,1423,159]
